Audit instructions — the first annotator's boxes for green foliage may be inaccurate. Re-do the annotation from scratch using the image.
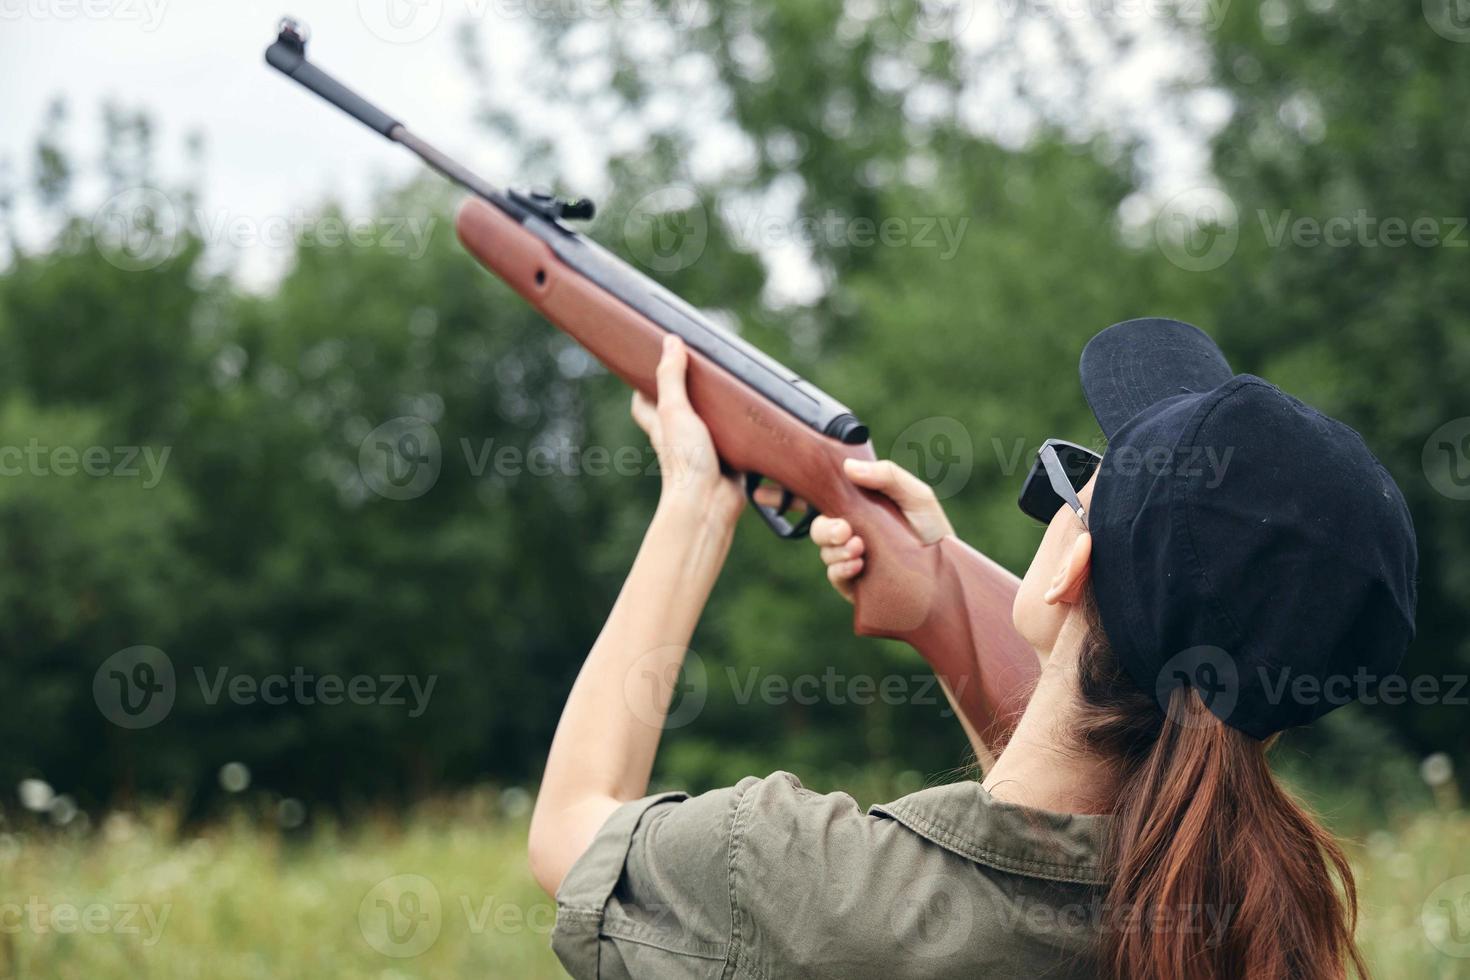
[0,0,1458,820]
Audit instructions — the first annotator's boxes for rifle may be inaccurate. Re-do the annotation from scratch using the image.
[264,19,1039,755]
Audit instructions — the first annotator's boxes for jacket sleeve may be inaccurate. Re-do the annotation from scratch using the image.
[551,782,747,979]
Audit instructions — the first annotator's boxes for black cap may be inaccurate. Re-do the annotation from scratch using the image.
[1080,318,1418,739]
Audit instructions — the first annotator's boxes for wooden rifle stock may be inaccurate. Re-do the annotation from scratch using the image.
[456,198,1040,753]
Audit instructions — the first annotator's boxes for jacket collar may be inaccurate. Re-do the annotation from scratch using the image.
[870,780,1111,886]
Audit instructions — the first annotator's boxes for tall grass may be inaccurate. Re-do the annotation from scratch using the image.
[1,791,1467,978]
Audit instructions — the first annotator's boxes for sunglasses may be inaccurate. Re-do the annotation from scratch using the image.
[1017,439,1101,527]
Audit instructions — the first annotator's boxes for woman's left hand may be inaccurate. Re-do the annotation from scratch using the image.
[631,336,746,531]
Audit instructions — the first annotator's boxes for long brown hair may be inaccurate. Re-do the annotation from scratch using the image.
[1073,590,1369,980]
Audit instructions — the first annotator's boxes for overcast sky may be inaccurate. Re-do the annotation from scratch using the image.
[2,1,566,285]
[1,0,1221,296]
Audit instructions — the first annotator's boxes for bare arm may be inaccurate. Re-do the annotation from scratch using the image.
[527,336,745,897]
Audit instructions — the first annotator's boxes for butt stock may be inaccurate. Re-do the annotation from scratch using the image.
[456,198,1040,752]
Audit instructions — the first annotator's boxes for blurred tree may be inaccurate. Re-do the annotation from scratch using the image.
[0,0,1454,819]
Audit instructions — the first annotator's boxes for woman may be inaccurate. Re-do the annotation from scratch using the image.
[528,318,1417,979]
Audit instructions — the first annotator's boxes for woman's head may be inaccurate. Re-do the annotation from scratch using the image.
[1012,318,1417,738]
[1004,318,1420,979]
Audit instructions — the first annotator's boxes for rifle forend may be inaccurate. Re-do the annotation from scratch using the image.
[456,199,1039,756]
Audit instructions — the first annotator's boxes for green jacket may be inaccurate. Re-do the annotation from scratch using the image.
[552,771,1113,978]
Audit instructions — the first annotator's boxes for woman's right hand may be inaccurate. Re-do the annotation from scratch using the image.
[810,458,954,603]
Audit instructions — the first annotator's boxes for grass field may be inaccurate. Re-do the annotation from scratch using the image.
[1,790,1468,978]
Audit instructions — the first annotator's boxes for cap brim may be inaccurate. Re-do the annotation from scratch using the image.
[1080,318,1235,440]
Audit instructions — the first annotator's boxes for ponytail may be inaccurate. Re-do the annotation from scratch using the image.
[1074,590,1369,980]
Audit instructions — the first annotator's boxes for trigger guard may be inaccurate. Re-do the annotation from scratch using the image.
[744,472,818,539]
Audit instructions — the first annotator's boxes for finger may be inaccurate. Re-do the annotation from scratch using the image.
[654,335,692,415]
[751,485,809,513]
[818,534,864,563]
[810,516,852,548]
[819,537,866,565]
[827,558,863,585]
[752,484,783,509]
[843,458,935,509]
[631,391,659,438]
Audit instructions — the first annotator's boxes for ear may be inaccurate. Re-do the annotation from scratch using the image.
[1042,531,1092,606]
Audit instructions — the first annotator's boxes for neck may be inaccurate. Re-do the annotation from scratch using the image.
[982,617,1118,814]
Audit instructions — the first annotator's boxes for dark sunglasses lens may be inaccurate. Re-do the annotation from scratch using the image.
[1018,459,1060,523]
[1017,444,1100,523]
